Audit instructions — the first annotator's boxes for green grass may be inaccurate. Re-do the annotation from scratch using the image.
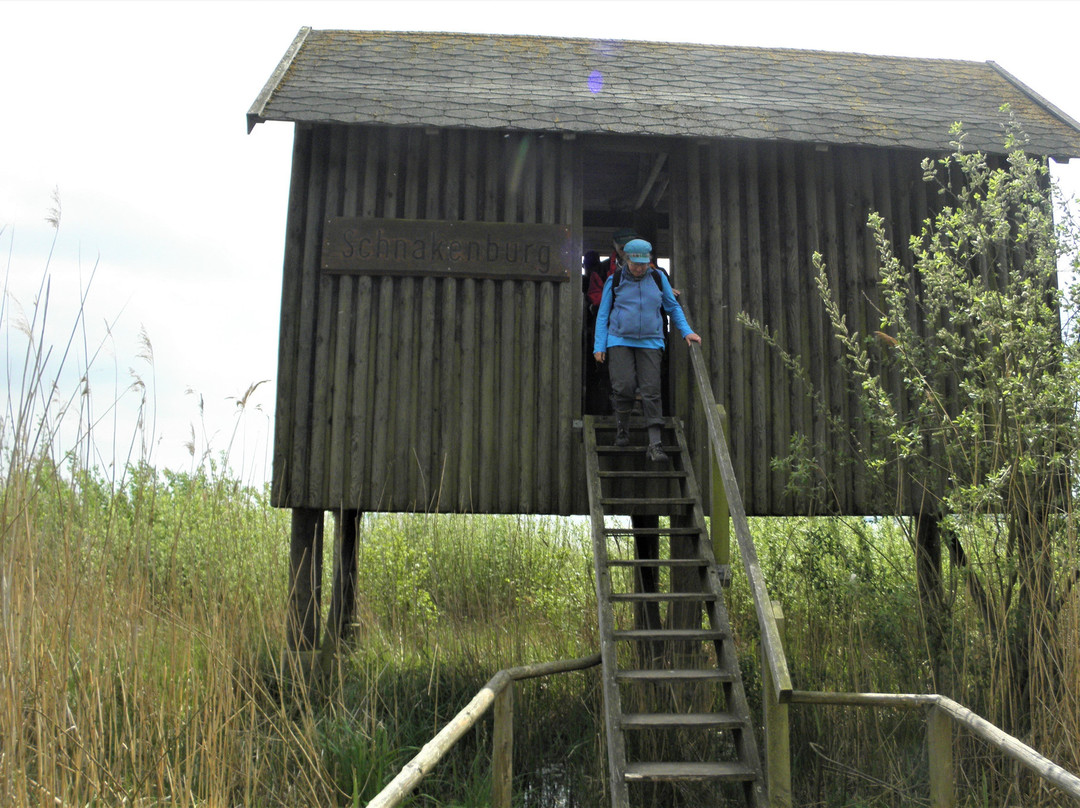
[4,222,1078,807]
[7,451,1079,805]
[0,445,606,806]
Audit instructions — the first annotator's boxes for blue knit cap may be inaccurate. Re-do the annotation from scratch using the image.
[623,238,652,264]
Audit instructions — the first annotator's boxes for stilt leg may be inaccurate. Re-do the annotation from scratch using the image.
[288,508,324,651]
[327,509,360,644]
[631,513,663,664]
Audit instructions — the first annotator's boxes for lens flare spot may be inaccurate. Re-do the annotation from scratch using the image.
[588,70,604,94]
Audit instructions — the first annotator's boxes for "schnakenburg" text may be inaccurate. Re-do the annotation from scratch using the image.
[322,218,573,282]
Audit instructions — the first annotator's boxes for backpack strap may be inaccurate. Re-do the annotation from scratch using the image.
[612,267,665,294]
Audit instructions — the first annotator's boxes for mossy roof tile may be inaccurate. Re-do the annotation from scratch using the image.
[248,28,1080,156]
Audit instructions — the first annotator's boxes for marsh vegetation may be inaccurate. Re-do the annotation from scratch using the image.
[5,131,1080,806]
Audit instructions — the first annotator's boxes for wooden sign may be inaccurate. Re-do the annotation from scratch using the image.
[322,218,574,281]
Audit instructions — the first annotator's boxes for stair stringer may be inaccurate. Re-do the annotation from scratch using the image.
[584,417,632,808]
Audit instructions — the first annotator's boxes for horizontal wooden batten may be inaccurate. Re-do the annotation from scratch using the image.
[322,217,574,281]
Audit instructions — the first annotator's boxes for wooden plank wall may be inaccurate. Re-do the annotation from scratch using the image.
[272,124,584,514]
[272,124,949,517]
[674,140,935,516]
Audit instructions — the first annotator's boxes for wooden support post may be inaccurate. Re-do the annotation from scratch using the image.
[915,510,946,686]
[630,514,663,663]
[670,510,704,665]
[326,509,360,644]
[711,405,731,572]
[927,705,956,808]
[763,600,791,808]
[287,508,324,651]
[492,681,514,808]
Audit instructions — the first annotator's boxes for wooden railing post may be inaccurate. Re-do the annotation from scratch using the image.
[710,404,730,572]
[927,704,956,808]
[763,600,792,808]
[492,681,514,808]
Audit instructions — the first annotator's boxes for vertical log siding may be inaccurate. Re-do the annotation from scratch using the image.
[273,125,941,516]
[680,140,936,516]
[273,125,583,514]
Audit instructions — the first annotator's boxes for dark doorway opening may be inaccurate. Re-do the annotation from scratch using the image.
[579,142,676,416]
[581,143,672,256]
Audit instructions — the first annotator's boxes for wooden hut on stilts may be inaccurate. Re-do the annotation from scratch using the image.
[247,30,1080,805]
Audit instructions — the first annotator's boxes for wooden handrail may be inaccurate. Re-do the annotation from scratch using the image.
[687,342,792,701]
[366,653,601,808]
[789,690,1080,803]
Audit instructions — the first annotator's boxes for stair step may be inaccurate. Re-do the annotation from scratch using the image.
[623,761,757,783]
[609,592,716,603]
[608,558,708,568]
[593,418,678,429]
[596,444,681,454]
[599,470,687,479]
[603,527,702,536]
[621,711,744,730]
[593,420,675,428]
[616,668,736,683]
[601,497,695,508]
[613,629,727,641]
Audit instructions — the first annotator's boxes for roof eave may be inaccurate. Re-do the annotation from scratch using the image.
[987,60,1080,140]
[247,26,311,134]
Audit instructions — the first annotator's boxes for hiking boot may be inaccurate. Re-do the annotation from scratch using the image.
[645,442,668,462]
[614,412,631,447]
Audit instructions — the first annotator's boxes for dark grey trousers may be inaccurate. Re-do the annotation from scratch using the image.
[608,346,664,426]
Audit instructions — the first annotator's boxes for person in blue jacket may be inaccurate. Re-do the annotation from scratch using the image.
[592,238,702,461]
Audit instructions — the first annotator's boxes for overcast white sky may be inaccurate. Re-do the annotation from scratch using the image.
[3,0,1079,487]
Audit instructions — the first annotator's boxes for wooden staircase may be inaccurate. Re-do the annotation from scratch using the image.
[584,415,766,807]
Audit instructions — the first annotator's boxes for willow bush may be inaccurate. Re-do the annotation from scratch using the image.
[743,121,1080,805]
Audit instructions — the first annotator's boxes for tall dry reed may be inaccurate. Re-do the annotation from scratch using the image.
[0,221,340,806]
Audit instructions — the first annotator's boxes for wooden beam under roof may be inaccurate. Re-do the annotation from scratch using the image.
[634,153,668,210]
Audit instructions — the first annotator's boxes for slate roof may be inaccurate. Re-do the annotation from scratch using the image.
[248,28,1080,159]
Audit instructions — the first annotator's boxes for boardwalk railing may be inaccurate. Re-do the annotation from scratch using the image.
[365,653,600,808]
[788,690,1080,806]
[686,341,1080,807]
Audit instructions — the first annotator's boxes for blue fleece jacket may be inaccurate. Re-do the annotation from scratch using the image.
[593,267,695,353]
